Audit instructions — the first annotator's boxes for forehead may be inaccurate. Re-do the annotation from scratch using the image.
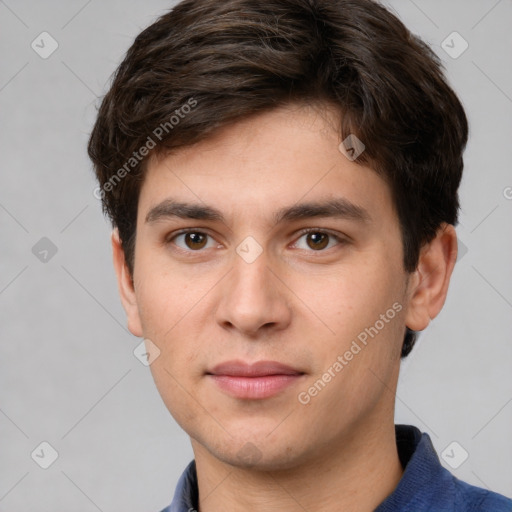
[138,103,395,228]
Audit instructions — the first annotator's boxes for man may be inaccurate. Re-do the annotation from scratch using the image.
[88,0,512,510]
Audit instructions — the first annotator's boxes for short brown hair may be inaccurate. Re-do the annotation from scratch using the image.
[88,0,468,357]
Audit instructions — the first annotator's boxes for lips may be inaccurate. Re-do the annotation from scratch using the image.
[206,360,305,399]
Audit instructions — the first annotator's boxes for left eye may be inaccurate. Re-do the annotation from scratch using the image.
[293,230,342,251]
[171,231,217,251]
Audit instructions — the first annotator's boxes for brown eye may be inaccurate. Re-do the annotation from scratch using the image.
[169,231,215,251]
[294,230,344,252]
[306,232,329,250]
[184,232,207,250]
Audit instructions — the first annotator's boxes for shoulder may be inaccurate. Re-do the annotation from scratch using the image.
[453,477,512,511]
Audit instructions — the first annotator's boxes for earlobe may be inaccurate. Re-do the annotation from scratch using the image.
[111,229,143,337]
[404,223,458,332]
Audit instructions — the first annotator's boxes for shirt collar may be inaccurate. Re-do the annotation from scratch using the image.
[374,424,455,511]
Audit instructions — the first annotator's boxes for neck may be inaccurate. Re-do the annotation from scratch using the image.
[191,417,403,512]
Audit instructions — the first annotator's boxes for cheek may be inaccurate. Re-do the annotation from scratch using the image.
[148,356,203,436]
[296,268,405,428]
[135,250,192,334]
[294,257,406,411]
[300,260,403,339]
[134,276,196,385]
[138,269,208,426]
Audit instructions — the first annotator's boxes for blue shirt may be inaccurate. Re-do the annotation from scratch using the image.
[160,424,512,511]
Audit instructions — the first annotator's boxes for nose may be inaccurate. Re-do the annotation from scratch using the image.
[215,248,292,337]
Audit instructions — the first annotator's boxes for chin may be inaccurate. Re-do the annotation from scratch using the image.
[202,432,313,473]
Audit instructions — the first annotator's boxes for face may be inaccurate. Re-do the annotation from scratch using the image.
[116,103,420,470]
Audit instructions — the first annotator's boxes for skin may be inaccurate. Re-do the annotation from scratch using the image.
[112,102,458,512]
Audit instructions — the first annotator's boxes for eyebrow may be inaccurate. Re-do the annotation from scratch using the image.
[145,197,371,225]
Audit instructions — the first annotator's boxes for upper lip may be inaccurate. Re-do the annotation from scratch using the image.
[207,360,304,377]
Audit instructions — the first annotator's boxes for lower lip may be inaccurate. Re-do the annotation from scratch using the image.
[208,374,304,399]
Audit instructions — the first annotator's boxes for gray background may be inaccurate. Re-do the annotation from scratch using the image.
[1,0,511,510]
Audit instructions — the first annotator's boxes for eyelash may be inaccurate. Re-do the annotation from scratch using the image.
[165,227,347,254]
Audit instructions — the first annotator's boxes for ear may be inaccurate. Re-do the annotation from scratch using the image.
[111,228,143,337]
[405,223,458,332]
